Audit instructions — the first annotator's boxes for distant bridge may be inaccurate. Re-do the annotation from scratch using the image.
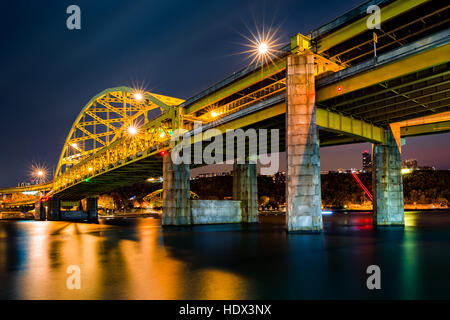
[1,0,448,231]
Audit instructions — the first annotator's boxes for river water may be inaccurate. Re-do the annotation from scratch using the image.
[1,211,449,299]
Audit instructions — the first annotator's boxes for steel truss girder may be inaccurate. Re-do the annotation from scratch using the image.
[55,87,183,178]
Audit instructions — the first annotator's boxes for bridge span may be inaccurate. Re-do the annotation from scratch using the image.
[1,0,449,232]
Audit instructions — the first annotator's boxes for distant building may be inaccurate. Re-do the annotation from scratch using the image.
[402,159,418,170]
[17,182,31,187]
[273,172,286,182]
[362,150,372,172]
[196,171,231,178]
[419,166,436,171]
[337,169,353,174]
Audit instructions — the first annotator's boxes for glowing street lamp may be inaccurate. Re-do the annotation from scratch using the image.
[127,125,138,135]
[237,23,283,71]
[258,42,268,55]
[31,165,48,184]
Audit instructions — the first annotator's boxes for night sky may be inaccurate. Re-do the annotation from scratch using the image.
[0,1,448,186]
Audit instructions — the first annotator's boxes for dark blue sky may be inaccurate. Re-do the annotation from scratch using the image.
[0,0,448,186]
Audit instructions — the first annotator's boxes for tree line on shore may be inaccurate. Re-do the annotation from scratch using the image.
[102,170,449,209]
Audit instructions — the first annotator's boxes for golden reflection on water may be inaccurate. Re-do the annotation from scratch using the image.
[1,211,449,299]
[1,219,248,299]
[405,212,417,227]
[196,269,246,300]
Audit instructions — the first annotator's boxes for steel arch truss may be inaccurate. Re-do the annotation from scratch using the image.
[54,87,183,192]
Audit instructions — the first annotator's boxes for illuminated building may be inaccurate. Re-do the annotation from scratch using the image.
[362,150,372,172]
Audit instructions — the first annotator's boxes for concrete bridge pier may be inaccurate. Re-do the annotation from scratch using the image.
[86,197,99,221]
[48,197,61,221]
[372,130,405,226]
[285,53,323,233]
[35,201,46,220]
[162,154,191,225]
[233,162,258,223]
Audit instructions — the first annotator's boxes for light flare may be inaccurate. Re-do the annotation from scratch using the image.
[127,125,138,135]
[30,163,50,184]
[238,22,284,70]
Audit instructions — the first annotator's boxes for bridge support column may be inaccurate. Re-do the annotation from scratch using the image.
[372,130,405,226]
[233,162,258,223]
[286,53,323,233]
[86,197,98,221]
[35,201,46,220]
[48,197,61,221]
[162,154,191,225]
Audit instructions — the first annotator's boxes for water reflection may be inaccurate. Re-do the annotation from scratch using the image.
[0,211,450,299]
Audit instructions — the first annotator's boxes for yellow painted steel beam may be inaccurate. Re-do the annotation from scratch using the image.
[393,111,450,128]
[316,0,429,53]
[320,136,363,147]
[85,110,118,131]
[184,58,286,115]
[210,103,286,135]
[316,44,450,102]
[316,108,386,143]
[189,102,386,144]
[0,182,53,194]
[75,125,106,146]
[389,111,450,137]
[400,121,450,137]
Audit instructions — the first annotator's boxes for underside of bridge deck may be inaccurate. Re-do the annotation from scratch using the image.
[54,155,163,200]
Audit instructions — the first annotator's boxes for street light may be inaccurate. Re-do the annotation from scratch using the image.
[127,125,138,136]
[127,125,138,135]
[258,42,268,55]
[31,165,48,183]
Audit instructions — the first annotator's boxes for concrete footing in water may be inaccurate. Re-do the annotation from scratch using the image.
[372,129,405,226]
